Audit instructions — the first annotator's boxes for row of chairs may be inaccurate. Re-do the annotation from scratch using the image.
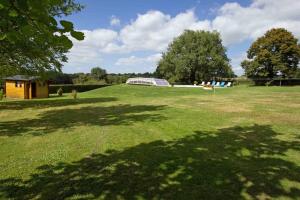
[200,81,232,87]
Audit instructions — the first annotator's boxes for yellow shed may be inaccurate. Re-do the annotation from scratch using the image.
[4,75,49,99]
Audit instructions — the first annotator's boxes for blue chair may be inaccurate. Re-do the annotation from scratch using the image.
[220,82,225,87]
[211,81,216,86]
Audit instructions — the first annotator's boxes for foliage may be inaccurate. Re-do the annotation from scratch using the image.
[91,67,107,81]
[71,89,77,99]
[241,28,300,78]
[234,77,255,86]
[72,68,107,85]
[265,80,273,87]
[72,73,94,84]
[46,71,76,84]
[0,79,4,89]
[0,89,3,100]
[57,87,63,96]
[105,74,129,84]
[0,0,84,75]
[156,30,234,84]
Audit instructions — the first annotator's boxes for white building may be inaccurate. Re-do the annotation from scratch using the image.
[126,77,170,87]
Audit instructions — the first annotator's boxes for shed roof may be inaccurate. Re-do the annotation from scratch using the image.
[4,75,40,81]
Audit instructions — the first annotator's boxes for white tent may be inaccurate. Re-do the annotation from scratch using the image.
[126,77,170,87]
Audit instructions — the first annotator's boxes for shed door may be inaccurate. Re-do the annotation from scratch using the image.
[31,82,36,98]
[25,83,30,99]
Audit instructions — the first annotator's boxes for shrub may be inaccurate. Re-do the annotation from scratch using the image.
[71,90,77,99]
[0,89,3,101]
[57,88,63,97]
[234,78,254,86]
[265,80,274,87]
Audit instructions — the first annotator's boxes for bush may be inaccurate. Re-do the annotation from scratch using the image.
[49,84,110,94]
[57,88,63,96]
[265,80,274,87]
[233,78,254,86]
[71,90,77,99]
[0,89,3,101]
[252,78,300,86]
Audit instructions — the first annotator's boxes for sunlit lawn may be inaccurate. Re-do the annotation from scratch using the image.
[0,85,300,199]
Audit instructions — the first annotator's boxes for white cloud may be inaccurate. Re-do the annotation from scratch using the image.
[63,29,118,72]
[71,29,118,51]
[64,47,103,73]
[212,0,300,45]
[230,53,247,76]
[116,53,161,66]
[110,15,121,26]
[64,0,300,74]
[114,53,162,73]
[119,10,212,52]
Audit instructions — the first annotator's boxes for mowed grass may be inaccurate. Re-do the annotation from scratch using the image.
[0,85,300,200]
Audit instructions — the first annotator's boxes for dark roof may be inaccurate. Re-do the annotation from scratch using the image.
[4,75,40,81]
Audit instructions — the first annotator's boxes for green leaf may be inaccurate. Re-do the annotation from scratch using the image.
[60,20,73,31]
[70,30,84,41]
[0,3,4,9]
[60,35,73,49]
[18,0,28,10]
[6,31,18,43]
[21,25,33,35]
[49,17,57,26]
[9,9,18,17]
[0,33,6,40]
[0,0,9,8]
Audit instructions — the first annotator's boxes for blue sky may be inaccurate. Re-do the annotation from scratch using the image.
[62,0,300,75]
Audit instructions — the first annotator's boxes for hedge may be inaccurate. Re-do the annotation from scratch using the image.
[232,78,300,86]
[49,84,110,94]
[234,78,255,86]
[251,78,300,86]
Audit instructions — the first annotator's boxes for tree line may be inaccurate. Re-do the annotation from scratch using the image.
[47,68,155,85]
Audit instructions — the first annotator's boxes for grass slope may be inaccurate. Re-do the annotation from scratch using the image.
[0,85,300,199]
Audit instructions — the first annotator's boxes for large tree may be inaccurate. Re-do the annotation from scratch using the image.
[91,67,107,81]
[0,0,84,76]
[155,30,234,84]
[241,28,300,78]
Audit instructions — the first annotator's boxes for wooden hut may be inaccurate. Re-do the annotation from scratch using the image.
[4,75,49,99]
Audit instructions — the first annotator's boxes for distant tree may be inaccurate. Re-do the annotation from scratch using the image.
[155,30,234,84]
[72,73,90,84]
[91,67,107,80]
[241,28,300,78]
[46,71,75,84]
[0,0,84,75]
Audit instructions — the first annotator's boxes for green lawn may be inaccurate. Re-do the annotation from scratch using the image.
[0,85,300,200]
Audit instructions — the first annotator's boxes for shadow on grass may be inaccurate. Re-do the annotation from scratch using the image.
[0,97,118,110]
[0,104,167,136]
[1,125,300,199]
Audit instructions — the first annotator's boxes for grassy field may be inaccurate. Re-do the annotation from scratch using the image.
[0,85,300,200]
